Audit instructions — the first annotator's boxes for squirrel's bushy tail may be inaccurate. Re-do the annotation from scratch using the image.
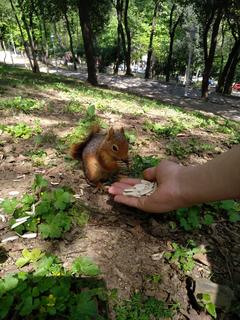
[70,124,100,160]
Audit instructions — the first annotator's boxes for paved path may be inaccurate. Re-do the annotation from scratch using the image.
[1,51,240,121]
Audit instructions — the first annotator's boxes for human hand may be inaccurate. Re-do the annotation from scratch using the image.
[108,160,186,213]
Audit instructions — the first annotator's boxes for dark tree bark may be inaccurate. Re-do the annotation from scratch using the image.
[39,1,49,67]
[217,39,240,93]
[114,20,121,74]
[78,0,98,85]
[123,0,132,76]
[223,49,240,94]
[9,0,34,71]
[114,0,126,74]
[145,0,160,80]
[63,10,77,70]
[165,4,183,83]
[18,0,40,73]
[201,7,223,98]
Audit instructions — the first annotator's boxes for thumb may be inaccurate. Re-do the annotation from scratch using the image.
[143,167,157,181]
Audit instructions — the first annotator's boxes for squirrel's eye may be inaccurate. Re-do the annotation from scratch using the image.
[112,144,119,152]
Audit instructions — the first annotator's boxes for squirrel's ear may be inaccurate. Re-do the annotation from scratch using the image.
[107,127,114,140]
[120,127,125,134]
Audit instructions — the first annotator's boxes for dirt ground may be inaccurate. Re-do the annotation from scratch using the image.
[0,65,240,319]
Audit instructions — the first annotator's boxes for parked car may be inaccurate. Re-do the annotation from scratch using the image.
[232,82,240,91]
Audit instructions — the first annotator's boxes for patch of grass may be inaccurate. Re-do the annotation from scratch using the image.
[124,131,137,145]
[175,200,240,231]
[145,274,162,284]
[0,249,106,320]
[63,100,85,113]
[144,120,187,137]
[66,104,104,145]
[166,137,215,159]
[130,155,160,177]
[1,121,42,139]
[1,96,44,113]
[164,240,201,273]
[26,150,47,167]
[114,293,178,320]
[0,175,89,240]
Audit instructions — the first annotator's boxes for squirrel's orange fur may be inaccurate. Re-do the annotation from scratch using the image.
[70,125,129,185]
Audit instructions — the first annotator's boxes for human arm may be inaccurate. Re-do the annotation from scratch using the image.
[108,145,240,213]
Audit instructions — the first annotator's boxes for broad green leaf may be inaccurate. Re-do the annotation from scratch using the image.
[71,257,101,276]
[75,291,98,317]
[220,200,236,211]
[1,198,18,214]
[188,207,200,229]
[33,174,48,191]
[229,212,240,223]
[16,257,30,268]
[22,248,31,260]
[86,104,96,118]
[19,295,33,316]
[203,214,214,225]
[206,302,217,319]
[29,248,44,261]
[0,295,14,319]
[3,275,18,291]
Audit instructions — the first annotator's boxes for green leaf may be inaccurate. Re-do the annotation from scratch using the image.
[17,248,44,267]
[3,275,19,291]
[71,257,101,276]
[19,295,33,316]
[53,189,72,210]
[220,200,236,211]
[33,174,48,191]
[188,207,200,229]
[229,211,240,222]
[39,222,62,239]
[179,217,191,231]
[16,257,30,268]
[0,295,14,319]
[1,198,19,214]
[28,248,44,261]
[203,214,214,225]
[74,291,98,317]
[86,104,96,118]
[205,302,217,319]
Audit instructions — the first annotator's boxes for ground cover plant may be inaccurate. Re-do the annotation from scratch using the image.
[1,64,240,319]
[0,248,106,320]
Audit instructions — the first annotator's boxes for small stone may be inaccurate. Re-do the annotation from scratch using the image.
[193,278,234,311]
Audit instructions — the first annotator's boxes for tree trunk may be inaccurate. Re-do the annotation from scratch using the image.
[115,0,127,73]
[39,1,49,70]
[217,39,240,93]
[114,22,121,74]
[9,0,34,71]
[223,51,240,94]
[201,8,223,98]
[123,0,132,76]
[165,5,182,82]
[64,11,77,71]
[78,0,97,85]
[18,0,39,73]
[145,0,160,80]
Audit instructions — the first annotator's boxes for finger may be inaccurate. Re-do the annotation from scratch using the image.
[143,167,157,181]
[114,194,161,213]
[108,182,131,195]
[117,178,142,185]
[114,195,141,208]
